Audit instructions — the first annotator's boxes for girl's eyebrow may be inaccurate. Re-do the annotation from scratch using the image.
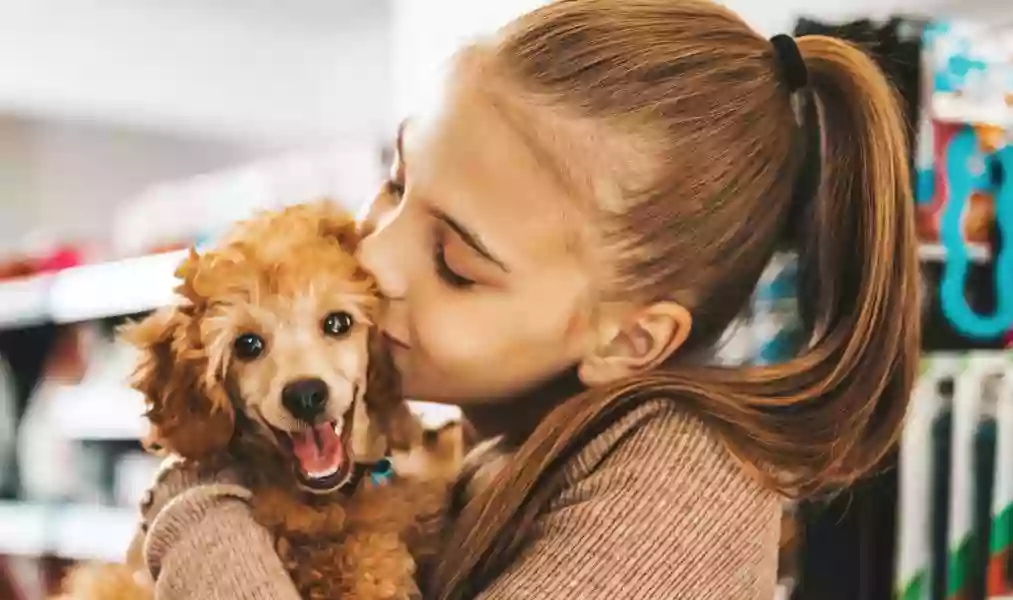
[400,116,508,273]
[429,208,509,273]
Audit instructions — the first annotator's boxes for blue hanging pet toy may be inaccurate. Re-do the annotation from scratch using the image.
[938,127,1013,339]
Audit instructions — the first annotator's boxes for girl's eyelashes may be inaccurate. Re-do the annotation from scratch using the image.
[433,237,476,289]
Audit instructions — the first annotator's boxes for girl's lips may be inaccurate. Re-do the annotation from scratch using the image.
[383,331,411,350]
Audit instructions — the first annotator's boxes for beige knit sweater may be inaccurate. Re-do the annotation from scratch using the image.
[139,400,781,599]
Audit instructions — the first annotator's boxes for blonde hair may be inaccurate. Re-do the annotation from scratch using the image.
[428,1,920,597]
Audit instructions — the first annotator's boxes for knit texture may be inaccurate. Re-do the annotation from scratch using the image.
[141,400,781,599]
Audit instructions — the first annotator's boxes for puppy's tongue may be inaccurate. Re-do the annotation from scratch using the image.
[290,422,345,477]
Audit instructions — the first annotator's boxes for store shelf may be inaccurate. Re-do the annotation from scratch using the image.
[0,251,185,330]
[0,501,135,562]
[0,275,53,329]
[48,251,186,324]
[933,95,1013,127]
[51,383,149,441]
[918,242,991,263]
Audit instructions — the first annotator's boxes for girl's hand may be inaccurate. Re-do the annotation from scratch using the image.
[132,455,303,600]
[137,454,253,583]
[138,455,247,530]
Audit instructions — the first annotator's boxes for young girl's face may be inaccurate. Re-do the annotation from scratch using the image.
[357,71,601,404]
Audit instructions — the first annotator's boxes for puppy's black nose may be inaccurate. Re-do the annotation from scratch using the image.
[282,378,329,422]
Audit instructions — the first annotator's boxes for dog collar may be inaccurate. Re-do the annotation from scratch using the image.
[343,457,395,495]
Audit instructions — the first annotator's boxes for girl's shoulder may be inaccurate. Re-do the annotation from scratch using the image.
[456,398,783,600]
[456,397,776,524]
[555,397,769,504]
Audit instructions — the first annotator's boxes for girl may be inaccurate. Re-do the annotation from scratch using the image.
[138,1,920,598]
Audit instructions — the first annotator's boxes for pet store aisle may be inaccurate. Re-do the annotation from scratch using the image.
[1,2,1012,600]
[0,8,402,587]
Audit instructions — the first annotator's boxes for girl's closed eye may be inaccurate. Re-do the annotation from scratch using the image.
[433,232,476,289]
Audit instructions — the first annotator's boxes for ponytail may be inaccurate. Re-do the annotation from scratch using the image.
[427,27,919,600]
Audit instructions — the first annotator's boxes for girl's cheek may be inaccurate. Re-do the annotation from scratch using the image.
[414,299,486,369]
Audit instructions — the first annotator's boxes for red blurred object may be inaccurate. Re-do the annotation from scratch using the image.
[0,259,36,281]
[0,246,83,283]
[35,247,83,273]
[915,122,999,245]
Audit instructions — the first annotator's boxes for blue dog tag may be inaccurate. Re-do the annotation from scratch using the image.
[369,458,395,486]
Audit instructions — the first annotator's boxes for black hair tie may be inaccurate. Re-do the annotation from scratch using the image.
[770,34,808,92]
[770,33,821,250]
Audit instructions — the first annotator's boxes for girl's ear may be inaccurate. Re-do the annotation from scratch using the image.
[363,331,421,453]
[578,301,693,386]
[120,305,235,460]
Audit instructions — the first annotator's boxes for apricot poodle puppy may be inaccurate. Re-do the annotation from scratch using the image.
[60,202,451,600]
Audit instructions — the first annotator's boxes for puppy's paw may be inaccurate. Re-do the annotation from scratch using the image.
[393,421,465,482]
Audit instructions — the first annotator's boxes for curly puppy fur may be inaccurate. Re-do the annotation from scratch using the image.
[53,564,151,600]
[60,202,450,600]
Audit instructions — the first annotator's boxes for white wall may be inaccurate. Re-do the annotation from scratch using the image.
[0,0,392,146]
[389,0,551,130]
[4,0,1008,144]
[0,1,393,257]
[4,0,1011,259]
[0,115,386,257]
[0,116,262,255]
[388,0,1012,126]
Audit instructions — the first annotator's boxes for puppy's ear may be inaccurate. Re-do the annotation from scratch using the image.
[362,331,421,452]
[349,391,385,463]
[120,303,235,460]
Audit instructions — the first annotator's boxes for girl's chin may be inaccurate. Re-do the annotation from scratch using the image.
[400,378,467,406]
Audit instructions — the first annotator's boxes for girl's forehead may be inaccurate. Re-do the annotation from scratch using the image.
[402,76,591,269]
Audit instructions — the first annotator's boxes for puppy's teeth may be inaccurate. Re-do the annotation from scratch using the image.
[308,466,340,479]
[333,418,343,436]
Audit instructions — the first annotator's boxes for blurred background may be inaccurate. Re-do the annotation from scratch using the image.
[0,1,1011,599]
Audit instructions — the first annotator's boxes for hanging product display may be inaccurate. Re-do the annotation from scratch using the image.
[895,354,1013,600]
[983,370,1012,599]
[895,361,955,600]
[916,20,1013,343]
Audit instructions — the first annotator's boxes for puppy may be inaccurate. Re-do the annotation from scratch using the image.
[60,202,450,600]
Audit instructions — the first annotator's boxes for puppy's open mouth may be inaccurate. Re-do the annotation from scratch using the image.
[277,420,351,493]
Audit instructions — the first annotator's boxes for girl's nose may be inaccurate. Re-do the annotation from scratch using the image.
[357,219,408,301]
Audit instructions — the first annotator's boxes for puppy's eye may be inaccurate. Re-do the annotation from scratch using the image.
[233,333,266,361]
[322,312,354,337]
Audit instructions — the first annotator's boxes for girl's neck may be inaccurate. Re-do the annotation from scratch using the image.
[459,369,584,445]
[460,403,545,446]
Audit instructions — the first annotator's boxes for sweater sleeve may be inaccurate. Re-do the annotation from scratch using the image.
[473,404,782,600]
[139,459,302,600]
